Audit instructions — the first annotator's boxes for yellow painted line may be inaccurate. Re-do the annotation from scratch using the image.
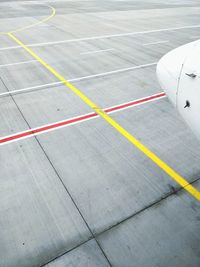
[7,32,200,201]
[9,5,56,34]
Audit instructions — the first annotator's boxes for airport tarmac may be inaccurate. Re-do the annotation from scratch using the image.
[0,0,200,266]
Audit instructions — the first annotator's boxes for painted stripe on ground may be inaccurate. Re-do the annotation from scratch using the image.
[0,60,37,68]
[80,48,115,55]
[0,62,157,97]
[143,41,169,46]
[8,32,200,201]
[0,81,63,97]
[0,92,166,145]
[1,24,200,51]
[10,5,56,34]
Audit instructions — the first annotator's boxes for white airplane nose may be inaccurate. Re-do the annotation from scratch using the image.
[156,43,192,106]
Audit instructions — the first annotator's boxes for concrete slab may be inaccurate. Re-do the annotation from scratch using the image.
[97,180,200,267]
[0,95,30,135]
[30,41,156,80]
[23,111,198,235]
[71,65,160,108]
[0,76,8,94]
[0,138,91,267]
[0,34,19,49]
[111,98,200,181]
[44,240,110,267]
[0,63,57,92]
[12,85,92,127]
[0,46,33,65]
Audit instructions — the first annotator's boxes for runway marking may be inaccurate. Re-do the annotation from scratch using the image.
[80,48,115,55]
[1,24,200,51]
[143,41,169,46]
[0,62,157,97]
[0,60,38,68]
[0,92,166,145]
[7,32,200,201]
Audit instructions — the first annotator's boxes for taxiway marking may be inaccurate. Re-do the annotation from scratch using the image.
[0,60,37,68]
[69,63,157,81]
[80,48,115,55]
[1,24,200,51]
[0,45,25,51]
[143,41,169,46]
[10,5,56,34]
[190,36,200,39]
[0,92,166,145]
[0,62,157,97]
[0,81,63,97]
[7,32,200,201]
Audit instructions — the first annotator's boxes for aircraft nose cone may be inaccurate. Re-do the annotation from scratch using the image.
[156,43,191,106]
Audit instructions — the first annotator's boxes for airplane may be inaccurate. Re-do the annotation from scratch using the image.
[157,40,200,140]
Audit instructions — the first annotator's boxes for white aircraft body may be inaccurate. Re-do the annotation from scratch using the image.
[157,40,200,139]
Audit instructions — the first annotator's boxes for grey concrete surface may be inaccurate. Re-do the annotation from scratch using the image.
[97,180,200,267]
[45,240,110,267]
[0,138,91,267]
[0,1,200,267]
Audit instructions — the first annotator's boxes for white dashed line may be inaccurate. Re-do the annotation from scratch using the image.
[190,36,200,39]
[143,40,169,46]
[80,48,115,55]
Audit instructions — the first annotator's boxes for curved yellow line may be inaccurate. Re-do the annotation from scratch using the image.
[8,5,56,34]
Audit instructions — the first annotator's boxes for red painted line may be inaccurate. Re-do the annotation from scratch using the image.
[0,92,166,145]
[0,113,98,144]
[104,92,166,113]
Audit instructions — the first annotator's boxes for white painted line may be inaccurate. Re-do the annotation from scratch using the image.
[0,45,22,51]
[190,36,200,39]
[0,81,63,97]
[1,24,200,51]
[0,92,166,145]
[26,24,200,46]
[143,40,169,46]
[80,48,114,55]
[69,62,157,82]
[0,60,38,68]
[0,62,157,97]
